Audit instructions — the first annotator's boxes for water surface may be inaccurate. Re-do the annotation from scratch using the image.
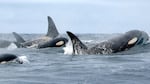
[0,33,150,84]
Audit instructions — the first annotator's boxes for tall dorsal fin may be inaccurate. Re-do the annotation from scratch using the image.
[66,31,88,55]
[12,32,26,43]
[46,16,59,38]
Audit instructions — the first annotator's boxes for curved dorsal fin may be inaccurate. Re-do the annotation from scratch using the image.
[12,32,26,43]
[46,16,59,38]
[66,31,87,55]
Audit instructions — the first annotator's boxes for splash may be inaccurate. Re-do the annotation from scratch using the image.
[63,39,73,55]
[17,55,30,64]
[7,43,18,50]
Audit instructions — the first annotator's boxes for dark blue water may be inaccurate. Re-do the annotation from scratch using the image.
[0,34,150,84]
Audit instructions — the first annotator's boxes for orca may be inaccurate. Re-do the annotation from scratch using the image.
[0,53,29,64]
[65,30,149,55]
[13,16,68,48]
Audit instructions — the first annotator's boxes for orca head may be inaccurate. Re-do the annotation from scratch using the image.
[136,31,149,45]
[53,37,68,47]
[38,37,68,48]
[116,30,150,51]
[125,30,149,48]
[66,31,88,55]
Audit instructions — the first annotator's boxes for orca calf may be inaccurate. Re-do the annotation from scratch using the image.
[13,16,68,48]
[0,53,29,64]
[65,30,149,55]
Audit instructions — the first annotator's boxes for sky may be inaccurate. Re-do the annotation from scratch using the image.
[0,0,150,34]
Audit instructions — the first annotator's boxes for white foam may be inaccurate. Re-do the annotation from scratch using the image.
[83,40,93,43]
[7,43,18,50]
[18,55,30,64]
[63,39,73,55]
[27,44,38,48]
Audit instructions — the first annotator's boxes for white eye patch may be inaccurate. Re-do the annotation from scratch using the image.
[56,41,64,46]
[128,37,138,45]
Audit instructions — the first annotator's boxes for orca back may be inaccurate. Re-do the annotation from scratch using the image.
[0,54,17,62]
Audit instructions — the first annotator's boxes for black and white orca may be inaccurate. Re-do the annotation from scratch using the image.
[0,53,29,64]
[64,30,149,55]
[13,16,68,48]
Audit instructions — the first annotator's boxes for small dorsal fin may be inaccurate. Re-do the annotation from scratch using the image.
[12,32,26,43]
[66,31,88,55]
[46,16,59,38]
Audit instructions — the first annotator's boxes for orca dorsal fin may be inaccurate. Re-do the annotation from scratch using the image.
[12,32,26,43]
[46,16,59,38]
[66,31,88,55]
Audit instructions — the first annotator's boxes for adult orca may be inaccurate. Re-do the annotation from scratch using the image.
[65,30,149,55]
[13,16,68,48]
[0,53,29,64]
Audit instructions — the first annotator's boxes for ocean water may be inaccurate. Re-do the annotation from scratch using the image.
[0,33,150,84]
